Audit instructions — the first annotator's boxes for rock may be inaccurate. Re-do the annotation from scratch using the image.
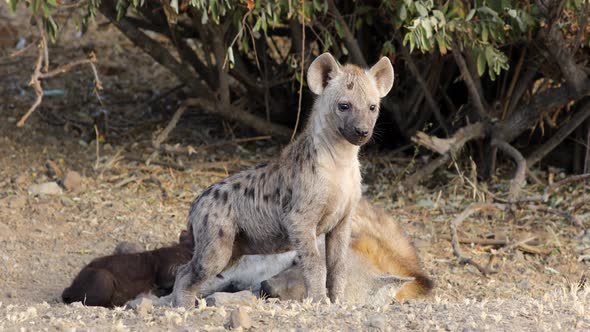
[228,307,252,329]
[114,241,143,255]
[206,291,257,307]
[27,182,63,196]
[63,171,83,192]
[366,313,387,331]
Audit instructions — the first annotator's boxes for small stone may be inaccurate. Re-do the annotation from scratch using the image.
[6,289,17,298]
[228,307,252,329]
[206,291,257,307]
[63,171,83,192]
[114,241,143,255]
[60,196,74,207]
[27,182,63,196]
[366,313,387,331]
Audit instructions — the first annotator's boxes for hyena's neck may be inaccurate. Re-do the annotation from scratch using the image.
[303,100,360,168]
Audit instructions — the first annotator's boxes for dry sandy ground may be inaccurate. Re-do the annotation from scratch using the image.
[1,6,590,331]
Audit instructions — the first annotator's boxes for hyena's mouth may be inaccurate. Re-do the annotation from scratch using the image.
[338,127,370,146]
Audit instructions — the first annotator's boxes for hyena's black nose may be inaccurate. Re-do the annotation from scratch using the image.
[354,127,369,137]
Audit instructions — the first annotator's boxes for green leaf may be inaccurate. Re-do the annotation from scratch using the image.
[399,4,407,21]
[422,18,433,39]
[382,40,396,56]
[253,17,262,32]
[9,0,19,13]
[334,19,345,38]
[466,9,475,21]
[433,9,445,24]
[481,24,489,43]
[476,50,486,76]
[227,46,235,65]
[170,0,179,14]
[415,2,428,16]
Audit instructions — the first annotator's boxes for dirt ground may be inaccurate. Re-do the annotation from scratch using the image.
[1,7,590,331]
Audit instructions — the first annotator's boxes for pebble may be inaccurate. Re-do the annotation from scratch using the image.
[60,196,74,207]
[206,291,257,307]
[27,182,63,196]
[6,289,17,298]
[228,307,252,329]
[63,171,83,192]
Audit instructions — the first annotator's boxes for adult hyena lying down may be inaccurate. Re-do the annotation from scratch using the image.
[198,197,432,304]
[258,198,433,303]
[163,53,395,307]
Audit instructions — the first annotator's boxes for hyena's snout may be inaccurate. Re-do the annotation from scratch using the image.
[353,126,370,138]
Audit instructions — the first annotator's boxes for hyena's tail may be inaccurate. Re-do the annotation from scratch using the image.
[394,274,434,303]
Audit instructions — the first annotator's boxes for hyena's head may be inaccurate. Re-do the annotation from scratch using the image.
[307,53,394,146]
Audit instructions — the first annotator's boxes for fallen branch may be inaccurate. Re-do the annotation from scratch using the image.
[17,38,101,127]
[516,173,590,203]
[405,122,487,187]
[152,102,191,148]
[402,154,450,188]
[18,35,44,127]
[412,122,487,155]
[491,138,526,199]
[184,98,291,139]
[449,203,500,276]
[528,205,582,227]
[154,136,272,155]
[124,154,186,171]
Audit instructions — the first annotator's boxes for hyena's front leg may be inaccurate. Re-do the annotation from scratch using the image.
[325,215,352,302]
[289,222,327,301]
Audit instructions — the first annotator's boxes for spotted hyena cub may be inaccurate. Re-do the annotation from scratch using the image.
[165,53,394,307]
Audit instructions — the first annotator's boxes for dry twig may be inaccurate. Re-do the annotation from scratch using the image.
[16,22,102,128]
[449,203,501,276]
[491,138,526,199]
[152,102,191,148]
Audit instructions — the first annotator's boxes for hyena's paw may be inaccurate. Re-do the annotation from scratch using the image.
[125,293,161,309]
[146,294,175,307]
[170,292,197,308]
[305,290,329,303]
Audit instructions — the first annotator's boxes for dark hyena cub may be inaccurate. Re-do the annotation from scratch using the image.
[165,53,394,307]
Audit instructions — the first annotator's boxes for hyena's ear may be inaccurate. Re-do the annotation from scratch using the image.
[307,53,340,95]
[369,57,395,97]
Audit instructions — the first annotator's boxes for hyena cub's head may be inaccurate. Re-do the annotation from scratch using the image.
[307,53,394,146]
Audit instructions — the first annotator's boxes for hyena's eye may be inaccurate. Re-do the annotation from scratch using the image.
[369,105,377,112]
[338,103,350,112]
